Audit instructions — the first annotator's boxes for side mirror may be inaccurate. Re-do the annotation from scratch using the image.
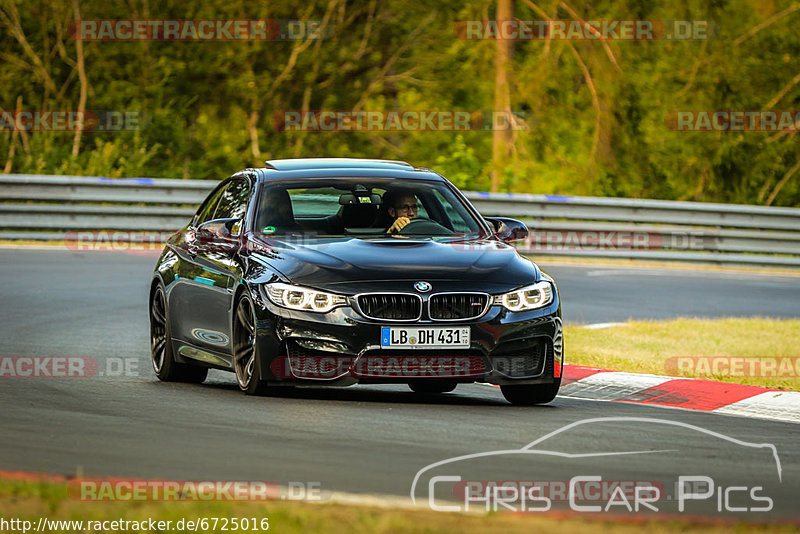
[194,218,240,251]
[485,217,529,244]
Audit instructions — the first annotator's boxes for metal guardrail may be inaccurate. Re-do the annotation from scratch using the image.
[1,174,799,268]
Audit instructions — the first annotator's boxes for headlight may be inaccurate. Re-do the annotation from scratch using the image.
[493,281,553,312]
[264,283,348,313]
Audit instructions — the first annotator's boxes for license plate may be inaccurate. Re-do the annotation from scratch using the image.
[380,326,470,349]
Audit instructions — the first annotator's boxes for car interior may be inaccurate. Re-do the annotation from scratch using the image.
[256,184,467,237]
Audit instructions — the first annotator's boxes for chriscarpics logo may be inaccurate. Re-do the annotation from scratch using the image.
[411,417,786,517]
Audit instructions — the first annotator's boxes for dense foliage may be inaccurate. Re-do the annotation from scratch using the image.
[1,0,799,205]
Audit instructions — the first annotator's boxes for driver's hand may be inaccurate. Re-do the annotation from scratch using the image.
[386,216,411,234]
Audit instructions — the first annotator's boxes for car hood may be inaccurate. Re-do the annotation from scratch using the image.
[248,236,540,293]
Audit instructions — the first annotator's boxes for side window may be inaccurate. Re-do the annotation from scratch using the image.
[194,186,225,227]
[214,179,250,221]
[415,196,430,219]
[432,190,470,232]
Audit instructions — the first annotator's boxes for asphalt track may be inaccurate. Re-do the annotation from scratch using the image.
[0,248,798,520]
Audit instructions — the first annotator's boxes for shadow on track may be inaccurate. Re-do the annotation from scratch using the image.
[147,376,560,408]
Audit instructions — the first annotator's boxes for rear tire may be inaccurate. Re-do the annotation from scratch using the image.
[408,380,457,394]
[150,284,208,384]
[233,293,269,396]
[500,379,561,406]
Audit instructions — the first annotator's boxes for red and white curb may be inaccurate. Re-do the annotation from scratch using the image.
[559,365,800,424]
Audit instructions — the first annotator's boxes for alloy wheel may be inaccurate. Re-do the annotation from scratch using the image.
[150,286,168,373]
[233,295,257,389]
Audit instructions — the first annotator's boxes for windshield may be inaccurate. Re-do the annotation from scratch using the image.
[254,178,489,240]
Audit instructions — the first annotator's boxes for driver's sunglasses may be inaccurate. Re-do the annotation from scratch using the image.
[395,203,418,212]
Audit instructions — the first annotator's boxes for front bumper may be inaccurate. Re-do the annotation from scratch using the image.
[252,288,563,386]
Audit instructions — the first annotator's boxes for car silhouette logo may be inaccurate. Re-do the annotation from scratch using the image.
[414,281,431,292]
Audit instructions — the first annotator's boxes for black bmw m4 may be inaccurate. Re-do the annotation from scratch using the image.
[149,158,563,405]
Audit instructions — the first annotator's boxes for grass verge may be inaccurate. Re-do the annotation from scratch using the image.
[565,318,800,390]
[0,476,795,533]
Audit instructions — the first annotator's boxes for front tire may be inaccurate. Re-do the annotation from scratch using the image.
[232,293,268,396]
[500,379,561,406]
[150,284,208,383]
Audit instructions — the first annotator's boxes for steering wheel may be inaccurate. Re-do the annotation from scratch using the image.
[398,217,452,236]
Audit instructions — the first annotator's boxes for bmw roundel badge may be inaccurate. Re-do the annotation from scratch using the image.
[414,281,431,292]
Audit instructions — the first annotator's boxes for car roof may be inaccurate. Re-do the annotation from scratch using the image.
[265,158,414,171]
[253,158,442,182]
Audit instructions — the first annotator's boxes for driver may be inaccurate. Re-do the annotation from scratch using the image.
[384,189,419,234]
